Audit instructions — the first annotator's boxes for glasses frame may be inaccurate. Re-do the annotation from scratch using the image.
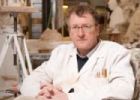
[69,24,96,33]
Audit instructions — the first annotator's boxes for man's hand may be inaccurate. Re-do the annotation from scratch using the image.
[38,82,61,98]
[36,93,68,100]
[37,82,68,100]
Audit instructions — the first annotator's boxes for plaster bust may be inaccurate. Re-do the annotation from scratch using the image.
[108,0,125,34]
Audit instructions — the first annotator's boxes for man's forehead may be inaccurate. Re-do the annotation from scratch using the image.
[70,12,93,18]
[69,14,95,26]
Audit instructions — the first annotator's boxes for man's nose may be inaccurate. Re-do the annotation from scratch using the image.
[78,27,84,37]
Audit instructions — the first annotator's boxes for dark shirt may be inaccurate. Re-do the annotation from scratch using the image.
[77,55,88,72]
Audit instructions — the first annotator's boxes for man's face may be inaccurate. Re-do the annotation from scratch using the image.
[68,13,99,54]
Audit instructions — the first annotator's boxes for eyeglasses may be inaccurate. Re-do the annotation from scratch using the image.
[69,24,95,33]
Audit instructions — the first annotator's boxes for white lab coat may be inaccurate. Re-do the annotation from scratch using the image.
[20,40,135,100]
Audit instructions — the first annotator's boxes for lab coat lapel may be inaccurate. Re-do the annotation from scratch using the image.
[57,49,79,93]
[66,48,78,76]
[66,51,99,80]
[66,42,104,78]
[79,42,104,76]
[79,53,99,76]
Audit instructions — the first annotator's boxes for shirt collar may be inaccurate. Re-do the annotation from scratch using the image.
[76,40,101,58]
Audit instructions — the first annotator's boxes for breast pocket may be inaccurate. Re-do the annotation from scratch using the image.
[78,74,109,93]
[92,57,109,77]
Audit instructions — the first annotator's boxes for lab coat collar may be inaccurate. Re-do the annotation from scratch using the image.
[87,40,102,58]
[69,40,105,76]
[71,40,103,58]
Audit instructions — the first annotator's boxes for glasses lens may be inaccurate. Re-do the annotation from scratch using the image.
[70,25,94,33]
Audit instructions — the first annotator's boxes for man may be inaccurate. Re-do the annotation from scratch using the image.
[17,4,135,100]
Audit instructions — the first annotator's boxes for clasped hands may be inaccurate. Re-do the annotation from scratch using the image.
[36,82,68,100]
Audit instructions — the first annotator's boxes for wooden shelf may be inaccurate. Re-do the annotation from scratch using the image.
[0,6,38,13]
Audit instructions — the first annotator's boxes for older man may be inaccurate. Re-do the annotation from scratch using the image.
[16,4,135,100]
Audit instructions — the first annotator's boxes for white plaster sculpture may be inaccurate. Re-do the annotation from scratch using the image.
[124,4,140,42]
[108,0,125,34]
